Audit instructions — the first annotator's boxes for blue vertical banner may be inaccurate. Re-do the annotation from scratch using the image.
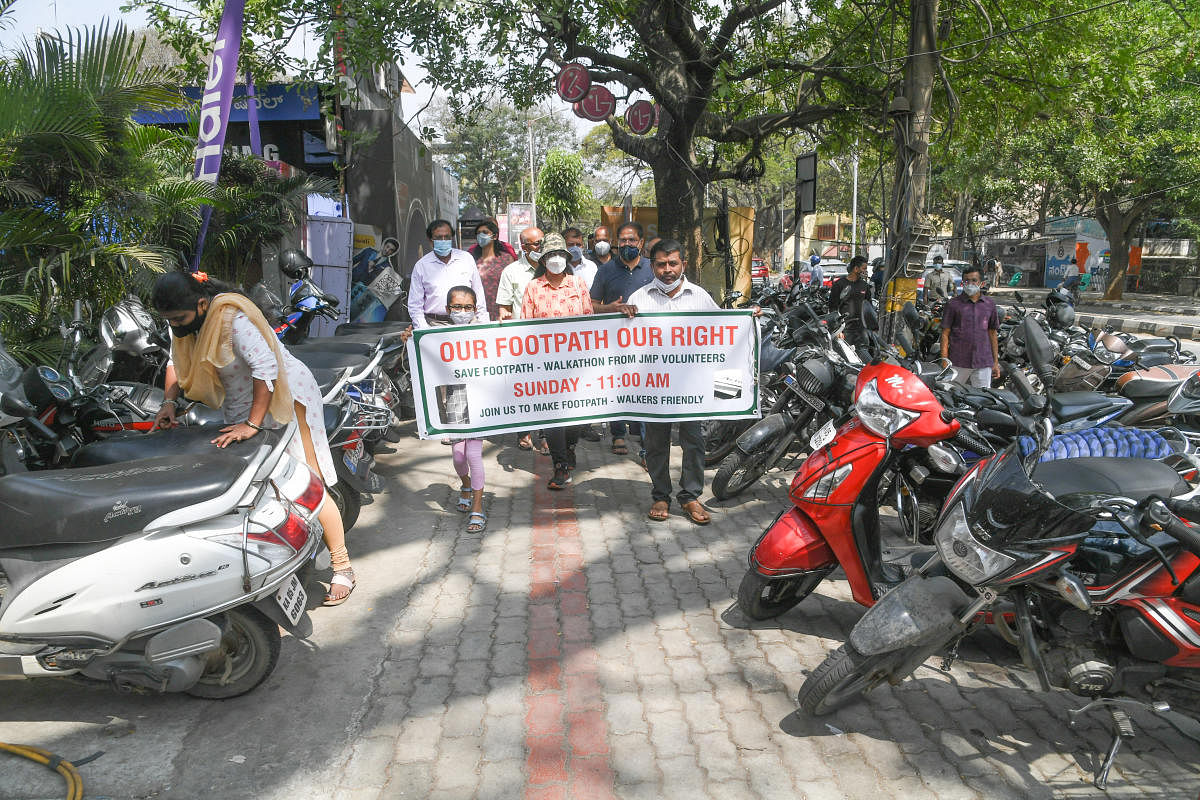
[190,0,247,271]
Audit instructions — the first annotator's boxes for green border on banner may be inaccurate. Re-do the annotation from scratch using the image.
[410,310,760,437]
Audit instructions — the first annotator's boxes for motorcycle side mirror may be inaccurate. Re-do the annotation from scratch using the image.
[861,303,880,332]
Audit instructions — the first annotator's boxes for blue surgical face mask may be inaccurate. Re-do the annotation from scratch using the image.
[567,245,583,262]
[476,233,493,248]
[619,244,640,263]
[432,239,452,257]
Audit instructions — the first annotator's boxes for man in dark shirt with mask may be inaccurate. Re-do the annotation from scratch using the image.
[829,254,874,349]
[590,221,653,459]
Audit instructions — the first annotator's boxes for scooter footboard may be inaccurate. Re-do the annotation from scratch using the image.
[750,507,836,575]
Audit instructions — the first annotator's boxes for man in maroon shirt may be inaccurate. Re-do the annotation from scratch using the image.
[939,264,1000,388]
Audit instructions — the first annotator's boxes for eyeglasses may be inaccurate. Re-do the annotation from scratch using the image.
[448,304,476,312]
[523,240,544,249]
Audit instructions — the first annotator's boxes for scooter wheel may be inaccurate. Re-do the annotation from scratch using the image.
[797,644,906,716]
[329,480,362,532]
[736,569,824,620]
[187,607,281,699]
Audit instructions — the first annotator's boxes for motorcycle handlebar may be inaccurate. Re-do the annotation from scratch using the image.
[1159,499,1200,558]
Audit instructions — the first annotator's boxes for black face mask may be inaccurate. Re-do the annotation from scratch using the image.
[170,308,206,337]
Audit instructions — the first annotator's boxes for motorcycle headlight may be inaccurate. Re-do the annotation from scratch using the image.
[934,502,1015,585]
[855,378,918,438]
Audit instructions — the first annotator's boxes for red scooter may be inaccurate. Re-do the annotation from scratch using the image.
[738,356,992,618]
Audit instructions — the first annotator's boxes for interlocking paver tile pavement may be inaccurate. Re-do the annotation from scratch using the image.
[1,425,1198,799]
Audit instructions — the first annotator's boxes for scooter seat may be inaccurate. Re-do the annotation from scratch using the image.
[291,350,373,373]
[1050,391,1124,420]
[289,340,378,357]
[1117,364,1200,399]
[334,320,412,336]
[71,426,280,468]
[1127,338,1177,353]
[310,368,345,397]
[1033,457,1188,503]
[0,453,250,549]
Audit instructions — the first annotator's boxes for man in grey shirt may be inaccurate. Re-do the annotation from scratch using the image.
[622,238,718,525]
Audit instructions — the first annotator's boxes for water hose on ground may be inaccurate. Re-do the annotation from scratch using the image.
[0,741,83,800]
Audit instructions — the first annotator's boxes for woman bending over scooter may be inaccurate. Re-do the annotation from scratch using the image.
[150,270,357,606]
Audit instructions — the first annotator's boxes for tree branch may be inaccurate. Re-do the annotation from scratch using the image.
[709,0,787,65]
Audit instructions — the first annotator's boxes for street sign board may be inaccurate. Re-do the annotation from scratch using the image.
[796,152,817,216]
[555,63,591,103]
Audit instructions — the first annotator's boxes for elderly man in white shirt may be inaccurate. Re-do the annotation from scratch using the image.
[407,218,486,328]
[495,226,543,321]
[620,238,718,526]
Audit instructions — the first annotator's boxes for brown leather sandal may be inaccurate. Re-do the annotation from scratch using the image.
[681,500,711,525]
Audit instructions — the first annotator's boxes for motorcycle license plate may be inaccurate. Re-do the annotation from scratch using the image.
[274,574,306,626]
[783,374,824,410]
[343,438,365,474]
[809,419,835,451]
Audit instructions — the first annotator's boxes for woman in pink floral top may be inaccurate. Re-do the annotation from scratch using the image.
[520,232,593,490]
[470,219,514,321]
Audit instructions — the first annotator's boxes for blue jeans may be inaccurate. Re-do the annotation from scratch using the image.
[610,421,644,441]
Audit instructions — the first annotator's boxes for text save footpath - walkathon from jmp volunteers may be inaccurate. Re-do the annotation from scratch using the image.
[406,311,760,439]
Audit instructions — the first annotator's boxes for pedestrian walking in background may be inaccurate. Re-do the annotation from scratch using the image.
[591,221,653,462]
[621,238,716,525]
[522,233,594,489]
[444,285,490,534]
[468,218,514,321]
[870,256,887,296]
[923,255,955,301]
[497,226,546,453]
[984,257,1003,290]
[804,254,824,288]
[407,219,487,328]
[940,263,1000,389]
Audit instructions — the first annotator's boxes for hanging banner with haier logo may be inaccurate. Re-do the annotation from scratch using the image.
[189,0,246,269]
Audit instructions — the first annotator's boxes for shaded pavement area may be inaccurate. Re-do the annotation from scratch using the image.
[2,426,1199,799]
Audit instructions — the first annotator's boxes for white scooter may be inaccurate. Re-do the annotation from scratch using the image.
[0,408,329,698]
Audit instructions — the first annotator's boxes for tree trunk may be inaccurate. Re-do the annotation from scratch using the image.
[652,153,706,284]
[1095,189,1145,301]
[950,191,973,260]
[887,0,938,269]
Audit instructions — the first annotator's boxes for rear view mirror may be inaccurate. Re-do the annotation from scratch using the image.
[861,302,880,332]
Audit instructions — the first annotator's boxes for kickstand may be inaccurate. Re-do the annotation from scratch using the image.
[1069,698,1138,789]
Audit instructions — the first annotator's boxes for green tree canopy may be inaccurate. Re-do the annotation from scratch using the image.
[536,149,594,231]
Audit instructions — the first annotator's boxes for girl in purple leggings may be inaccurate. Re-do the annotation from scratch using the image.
[446,285,489,533]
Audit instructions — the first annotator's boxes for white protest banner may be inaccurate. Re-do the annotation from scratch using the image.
[407,311,759,439]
